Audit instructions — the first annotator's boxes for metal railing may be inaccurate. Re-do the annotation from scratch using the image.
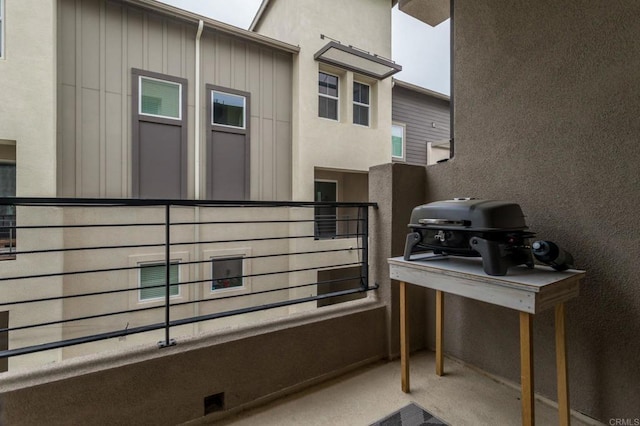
[0,214,16,255]
[0,197,377,365]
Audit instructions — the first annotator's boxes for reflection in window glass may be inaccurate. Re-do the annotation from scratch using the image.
[318,72,339,120]
[353,82,370,126]
[392,124,404,159]
[211,257,244,291]
[212,91,246,129]
[140,77,181,119]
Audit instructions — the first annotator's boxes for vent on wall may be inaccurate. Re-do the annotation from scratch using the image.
[204,392,225,415]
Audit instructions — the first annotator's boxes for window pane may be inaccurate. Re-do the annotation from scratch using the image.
[139,263,179,300]
[212,257,243,290]
[392,125,404,157]
[319,72,338,97]
[319,97,338,120]
[140,77,181,119]
[353,82,369,105]
[213,91,245,128]
[353,105,369,126]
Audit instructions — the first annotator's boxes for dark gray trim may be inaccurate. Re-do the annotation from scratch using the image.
[206,84,251,200]
[314,41,402,80]
[0,310,7,372]
[449,0,455,159]
[131,68,188,199]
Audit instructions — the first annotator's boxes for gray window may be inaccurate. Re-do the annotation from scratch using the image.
[0,161,16,256]
[314,180,337,239]
[132,69,188,199]
[353,82,370,126]
[318,72,339,120]
[139,76,182,120]
[212,91,246,129]
[211,257,244,291]
[139,262,179,301]
[0,0,4,58]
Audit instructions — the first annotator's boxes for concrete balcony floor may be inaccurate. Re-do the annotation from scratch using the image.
[205,350,597,426]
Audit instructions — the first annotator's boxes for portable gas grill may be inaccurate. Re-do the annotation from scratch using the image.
[403,198,536,276]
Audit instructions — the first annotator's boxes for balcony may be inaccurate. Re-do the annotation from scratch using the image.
[0,165,601,425]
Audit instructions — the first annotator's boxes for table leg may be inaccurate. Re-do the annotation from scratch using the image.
[400,281,410,393]
[520,312,534,426]
[555,303,570,426]
[436,290,444,376]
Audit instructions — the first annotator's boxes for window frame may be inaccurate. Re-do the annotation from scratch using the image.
[138,260,181,302]
[318,71,340,121]
[210,256,245,292]
[352,81,371,127]
[138,75,183,121]
[127,252,189,308]
[211,90,247,130]
[391,122,406,162]
[202,248,252,298]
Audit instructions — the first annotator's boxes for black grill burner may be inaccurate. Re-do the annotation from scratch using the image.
[404,199,535,276]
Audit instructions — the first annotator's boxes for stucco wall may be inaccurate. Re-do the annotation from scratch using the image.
[0,0,56,196]
[423,1,640,421]
[0,303,386,425]
[255,0,394,202]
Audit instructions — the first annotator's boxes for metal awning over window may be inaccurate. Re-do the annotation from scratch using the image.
[314,41,402,80]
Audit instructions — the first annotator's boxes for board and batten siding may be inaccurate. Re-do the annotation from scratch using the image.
[57,0,293,200]
[392,85,450,165]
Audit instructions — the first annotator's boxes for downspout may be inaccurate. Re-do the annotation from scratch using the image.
[193,20,204,327]
[194,19,204,199]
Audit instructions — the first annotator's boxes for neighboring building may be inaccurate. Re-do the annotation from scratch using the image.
[391,78,450,165]
[251,0,401,203]
[0,0,400,369]
[250,0,401,307]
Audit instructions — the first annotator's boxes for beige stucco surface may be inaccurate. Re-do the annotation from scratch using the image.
[255,0,394,202]
[0,0,56,196]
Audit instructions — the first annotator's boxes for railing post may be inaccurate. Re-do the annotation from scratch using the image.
[159,203,176,348]
[361,205,369,290]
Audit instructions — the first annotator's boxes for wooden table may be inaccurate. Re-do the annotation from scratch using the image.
[388,254,585,426]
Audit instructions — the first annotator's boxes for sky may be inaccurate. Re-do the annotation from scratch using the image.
[157,0,450,95]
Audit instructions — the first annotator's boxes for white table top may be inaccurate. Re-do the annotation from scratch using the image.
[388,254,585,313]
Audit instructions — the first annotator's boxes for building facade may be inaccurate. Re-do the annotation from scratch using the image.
[391,78,450,165]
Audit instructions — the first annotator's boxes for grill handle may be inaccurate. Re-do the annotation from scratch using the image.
[418,218,470,226]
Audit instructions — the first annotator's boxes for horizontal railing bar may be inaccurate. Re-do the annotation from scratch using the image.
[0,285,378,359]
[169,233,363,247]
[169,285,378,328]
[164,275,365,309]
[8,217,363,231]
[0,247,362,284]
[6,233,364,257]
[0,197,378,209]
[0,260,363,308]
[2,301,177,333]
[0,275,363,331]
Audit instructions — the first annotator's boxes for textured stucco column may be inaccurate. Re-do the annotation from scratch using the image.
[369,163,428,358]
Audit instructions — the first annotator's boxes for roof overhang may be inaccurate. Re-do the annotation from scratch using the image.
[314,41,402,80]
[398,0,450,27]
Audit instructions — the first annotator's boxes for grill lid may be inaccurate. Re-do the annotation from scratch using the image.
[409,199,529,231]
